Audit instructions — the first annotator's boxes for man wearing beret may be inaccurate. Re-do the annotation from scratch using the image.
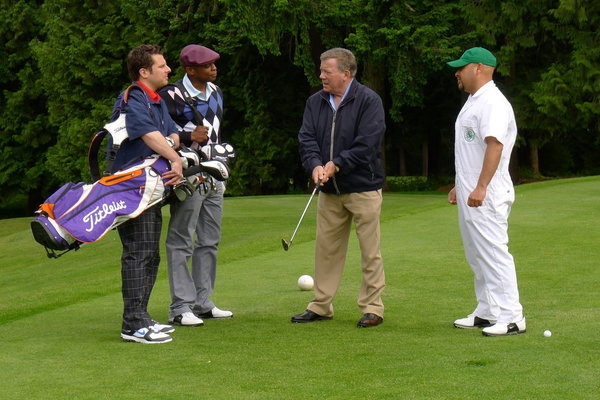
[158,44,232,327]
[446,47,526,336]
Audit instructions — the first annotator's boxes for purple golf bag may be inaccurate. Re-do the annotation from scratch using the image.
[31,147,233,258]
[31,156,171,258]
[31,82,235,258]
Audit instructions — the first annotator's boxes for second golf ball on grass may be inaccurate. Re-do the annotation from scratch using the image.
[297,275,314,290]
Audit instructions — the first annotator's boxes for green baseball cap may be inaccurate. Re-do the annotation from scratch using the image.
[447,47,497,70]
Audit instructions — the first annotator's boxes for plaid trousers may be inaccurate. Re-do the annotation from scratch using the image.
[117,205,162,331]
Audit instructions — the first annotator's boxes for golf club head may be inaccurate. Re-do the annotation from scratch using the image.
[282,238,291,251]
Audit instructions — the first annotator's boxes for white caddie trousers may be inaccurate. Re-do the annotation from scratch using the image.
[454,81,524,324]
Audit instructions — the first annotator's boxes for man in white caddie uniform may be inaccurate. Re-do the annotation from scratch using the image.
[446,47,526,336]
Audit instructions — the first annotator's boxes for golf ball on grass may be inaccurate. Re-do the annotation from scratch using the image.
[297,275,314,291]
[544,330,552,337]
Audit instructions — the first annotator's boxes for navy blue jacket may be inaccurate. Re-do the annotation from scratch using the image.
[298,80,386,194]
[112,86,178,172]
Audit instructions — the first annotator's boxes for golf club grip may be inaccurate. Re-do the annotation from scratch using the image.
[183,164,203,177]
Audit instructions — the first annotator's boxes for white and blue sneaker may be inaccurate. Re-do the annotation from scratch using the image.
[121,327,173,344]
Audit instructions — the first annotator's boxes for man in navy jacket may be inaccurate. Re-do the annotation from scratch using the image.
[292,48,386,328]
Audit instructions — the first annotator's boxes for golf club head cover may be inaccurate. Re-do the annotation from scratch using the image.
[183,160,230,181]
[177,146,201,169]
[199,160,230,181]
[201,143,236,164]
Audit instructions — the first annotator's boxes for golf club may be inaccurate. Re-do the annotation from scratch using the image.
[282,179,321,251]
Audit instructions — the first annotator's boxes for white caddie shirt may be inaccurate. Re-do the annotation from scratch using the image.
[454,80,517,193]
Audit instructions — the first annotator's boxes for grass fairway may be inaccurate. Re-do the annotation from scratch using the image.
[1,176,599,399]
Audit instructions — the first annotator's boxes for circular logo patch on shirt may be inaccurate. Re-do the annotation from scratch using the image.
[464,128,476,142]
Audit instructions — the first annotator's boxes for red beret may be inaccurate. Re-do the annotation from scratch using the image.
[180,44,220,67]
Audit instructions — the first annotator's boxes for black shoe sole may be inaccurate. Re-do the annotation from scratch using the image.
[357,319,384,328]
[170,322,204,327]
[169,318,204,327]
[482,329,526,337]
[291,316,332,323]
[357,322,383,328]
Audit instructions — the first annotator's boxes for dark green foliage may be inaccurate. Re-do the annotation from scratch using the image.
[219,52,309,195]
[0,1,53,210]
[386,176,430,191]
[1,0,598,216]
[459,0,599,176]
[385,175,451,192]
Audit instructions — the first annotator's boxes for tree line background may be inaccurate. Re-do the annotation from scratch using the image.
[0,0,598,216]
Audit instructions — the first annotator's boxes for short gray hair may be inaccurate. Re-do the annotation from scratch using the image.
[320,48,357,77]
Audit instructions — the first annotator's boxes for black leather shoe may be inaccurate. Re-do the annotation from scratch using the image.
[291,310,332,323]
[357,313,383,327]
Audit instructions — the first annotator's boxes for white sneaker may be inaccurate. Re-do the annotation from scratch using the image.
[121,327,172,344]
[482,317,527,336]
[170,312,204,326]
[152,320,175,334]
[454,315,495,329]
[197,306,233,319]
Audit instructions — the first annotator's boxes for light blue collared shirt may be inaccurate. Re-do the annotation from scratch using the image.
[328,79,354,110]
[183,74,213,101]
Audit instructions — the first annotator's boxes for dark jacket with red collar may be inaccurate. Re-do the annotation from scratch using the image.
[112,82,178,172]
[298,80,386,194]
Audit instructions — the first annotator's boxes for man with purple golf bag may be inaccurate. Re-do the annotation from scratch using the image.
[108,44,183,344]
[30,45,235,344]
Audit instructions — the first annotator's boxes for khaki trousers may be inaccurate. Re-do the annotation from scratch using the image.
[307,190,385,318]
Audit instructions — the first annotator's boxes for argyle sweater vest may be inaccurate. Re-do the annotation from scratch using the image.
[158,82,224,147]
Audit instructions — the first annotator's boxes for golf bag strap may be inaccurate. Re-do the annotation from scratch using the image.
[88,129,107,182]
[88,84,144,182]
[122,84,142,103]
[173,82,206,128]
